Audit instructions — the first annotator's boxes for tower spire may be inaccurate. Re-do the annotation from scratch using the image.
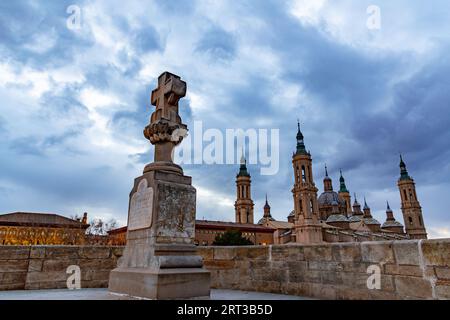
[339,169,349,193]
[323,164,332,191]
[237,146,249,177]
[363,197,370,210]
[235,147,254,224]
[295,120,307,155]
[399,154,410,180]
[397,154,427,239]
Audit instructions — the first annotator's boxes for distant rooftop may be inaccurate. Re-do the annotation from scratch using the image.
[0,212,89,229]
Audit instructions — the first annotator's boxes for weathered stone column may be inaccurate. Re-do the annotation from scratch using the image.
[108,72,210,299]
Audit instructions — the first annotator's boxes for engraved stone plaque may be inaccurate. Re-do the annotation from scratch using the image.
[128,179,154,231]
[155,182,196,241]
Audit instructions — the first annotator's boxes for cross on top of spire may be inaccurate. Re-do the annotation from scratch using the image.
[295,119,307,155]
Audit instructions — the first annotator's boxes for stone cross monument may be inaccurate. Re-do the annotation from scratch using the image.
[109,72,210,299]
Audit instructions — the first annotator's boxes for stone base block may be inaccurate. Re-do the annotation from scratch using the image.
[108,267,210,300]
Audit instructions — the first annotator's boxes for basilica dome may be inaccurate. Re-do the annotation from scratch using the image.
[258,216,275,224]
[363,217,381,225]
[348,215,362,223]
[318,191,345,206]
[326,214,348,223]
[382,220,403,228]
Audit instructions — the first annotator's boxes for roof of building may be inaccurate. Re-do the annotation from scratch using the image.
[326,214,349,223]
[319,220,340,229]
[262,220,294,230]
[382,220,404,228]
[195,220,275,232]
[348,214,363,223]
[0,212,89,229]
[257,216,275,224]
[108,220,276,235]
[349,220,372,232]
[318,191,345,206]
[363,217,381,225]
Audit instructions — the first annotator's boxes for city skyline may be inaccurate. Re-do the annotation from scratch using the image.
[0,0,449,238]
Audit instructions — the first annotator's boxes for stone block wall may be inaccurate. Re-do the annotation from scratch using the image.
[0,239,449,299]
[197,239,450,300]
[0,246,123,290]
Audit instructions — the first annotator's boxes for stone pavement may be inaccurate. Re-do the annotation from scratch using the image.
[0,288,309,300]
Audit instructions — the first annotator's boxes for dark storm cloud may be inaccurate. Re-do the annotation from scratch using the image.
[0,0,448,233]
[196,26,237,61]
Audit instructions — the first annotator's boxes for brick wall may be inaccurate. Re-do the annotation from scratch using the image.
[0,239,449,299]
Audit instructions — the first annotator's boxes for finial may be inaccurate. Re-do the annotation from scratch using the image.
[325,164,328,177]
[340,169,343,177]
[387,201,391,210]
[240,146,245,164]
[297,119,300,131]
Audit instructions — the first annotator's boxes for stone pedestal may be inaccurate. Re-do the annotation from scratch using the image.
[109,170,210,299]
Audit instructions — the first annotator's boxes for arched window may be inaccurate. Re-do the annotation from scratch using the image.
[299,199,303,213]
[403,189,408,201]
[302,165,307,182]
[310,199,314,214]
[408,217,413,225]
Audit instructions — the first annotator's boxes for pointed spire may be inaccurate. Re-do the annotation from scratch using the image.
[399,154,410,180]
[352,193,362,215]
[264,193,270,210]
[363,197,370,210]
[339,169,349,193]
[240,146,245,164]
[295,120,307,155]
[385,201,395,221]
[237,146,249,177]
[363,197,372,218]
[323,164,333,191]
[386,201,392,212]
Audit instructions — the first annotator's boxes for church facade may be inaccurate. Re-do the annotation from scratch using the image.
[258,121,428,244]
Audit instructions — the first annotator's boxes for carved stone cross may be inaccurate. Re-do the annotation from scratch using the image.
[150,72,186,124]
[143,72,188,172]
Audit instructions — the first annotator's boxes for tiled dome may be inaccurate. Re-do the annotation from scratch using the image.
[318,191,345,206]
[326,214,349,223]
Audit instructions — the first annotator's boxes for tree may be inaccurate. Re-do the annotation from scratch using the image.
[86,218,118,236]
[213,229,253,246]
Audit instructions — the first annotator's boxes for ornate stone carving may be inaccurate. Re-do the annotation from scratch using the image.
[143,72,188,165]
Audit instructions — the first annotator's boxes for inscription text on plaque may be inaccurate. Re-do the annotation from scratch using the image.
[128,179,154,231]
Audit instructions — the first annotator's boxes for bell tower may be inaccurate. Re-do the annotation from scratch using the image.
[397,155,427,239]
[338,170,352,215]
[292,121,322,243]
[235,151,254,224]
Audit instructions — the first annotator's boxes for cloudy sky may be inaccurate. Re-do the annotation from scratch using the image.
[0,0,449,238]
